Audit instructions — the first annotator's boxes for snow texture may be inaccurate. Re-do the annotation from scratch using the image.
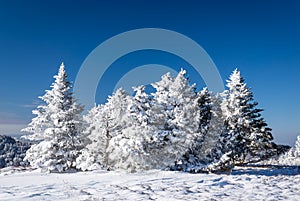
[0,167,299,201]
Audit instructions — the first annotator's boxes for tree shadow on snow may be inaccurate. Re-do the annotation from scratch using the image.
[232,165,300,176]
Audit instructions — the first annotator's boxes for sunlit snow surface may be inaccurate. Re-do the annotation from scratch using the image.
[0,167,299,201]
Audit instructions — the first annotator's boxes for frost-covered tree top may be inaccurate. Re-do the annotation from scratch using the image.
[22,63,83,141]
[222,68,254,124]
[226,68,245,90]
[36,63,70,110]
[151,72,174,93]
[170,69,196,98]
[223,69,252,117]
[105,88,131,128]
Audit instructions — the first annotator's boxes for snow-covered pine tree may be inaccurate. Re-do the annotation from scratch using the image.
[169,69,200,148]
[248,111,273,161]
[220,69,273,165]
[128,85,152,125]
[175,87,212,170]
[294,135,300,158]
[105,88,132,133]
[287,135,300,160]
[86,89,132,169]
[107,86,154,171]
[198,88,213,138]
[150,69,200,169]
[75,105,103,171]
[279,135,300,165]
[198,92,225,164]
[220,69,252,164]
[77,88,131,171]
[23,63,84,172]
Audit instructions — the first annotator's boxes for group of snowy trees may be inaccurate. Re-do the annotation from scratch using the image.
[22,63,276,173]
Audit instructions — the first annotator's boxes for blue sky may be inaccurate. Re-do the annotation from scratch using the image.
[0,0,299,145]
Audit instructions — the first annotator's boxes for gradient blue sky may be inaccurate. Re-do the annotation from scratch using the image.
[0,0,299,145]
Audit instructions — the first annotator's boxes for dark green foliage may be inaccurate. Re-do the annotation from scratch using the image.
[0,135,31,168]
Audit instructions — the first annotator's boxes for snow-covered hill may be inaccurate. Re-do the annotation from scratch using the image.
[0,135,30,168]
[1,167,299,201]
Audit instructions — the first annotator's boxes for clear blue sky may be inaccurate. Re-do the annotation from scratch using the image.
[0,0,299,145]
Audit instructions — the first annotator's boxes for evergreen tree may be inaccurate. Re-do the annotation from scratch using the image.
[106,86,159,171]
[220,69,273,164]
[175,87,212,169]
[198,92,225,164]
[22,63,84,172]
[294,135,300,158]
[248,110,273,161]
[150,69,200,169]
[76,105,104,171]
[279,135,300,165]
[287,135,300,159]
[77,88,131,171]
[129,85,152,125]
[198,88,213,137]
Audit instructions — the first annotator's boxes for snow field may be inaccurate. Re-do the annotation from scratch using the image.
[1,167,299,201]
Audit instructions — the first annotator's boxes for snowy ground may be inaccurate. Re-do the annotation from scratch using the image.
[0,167,299,201]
